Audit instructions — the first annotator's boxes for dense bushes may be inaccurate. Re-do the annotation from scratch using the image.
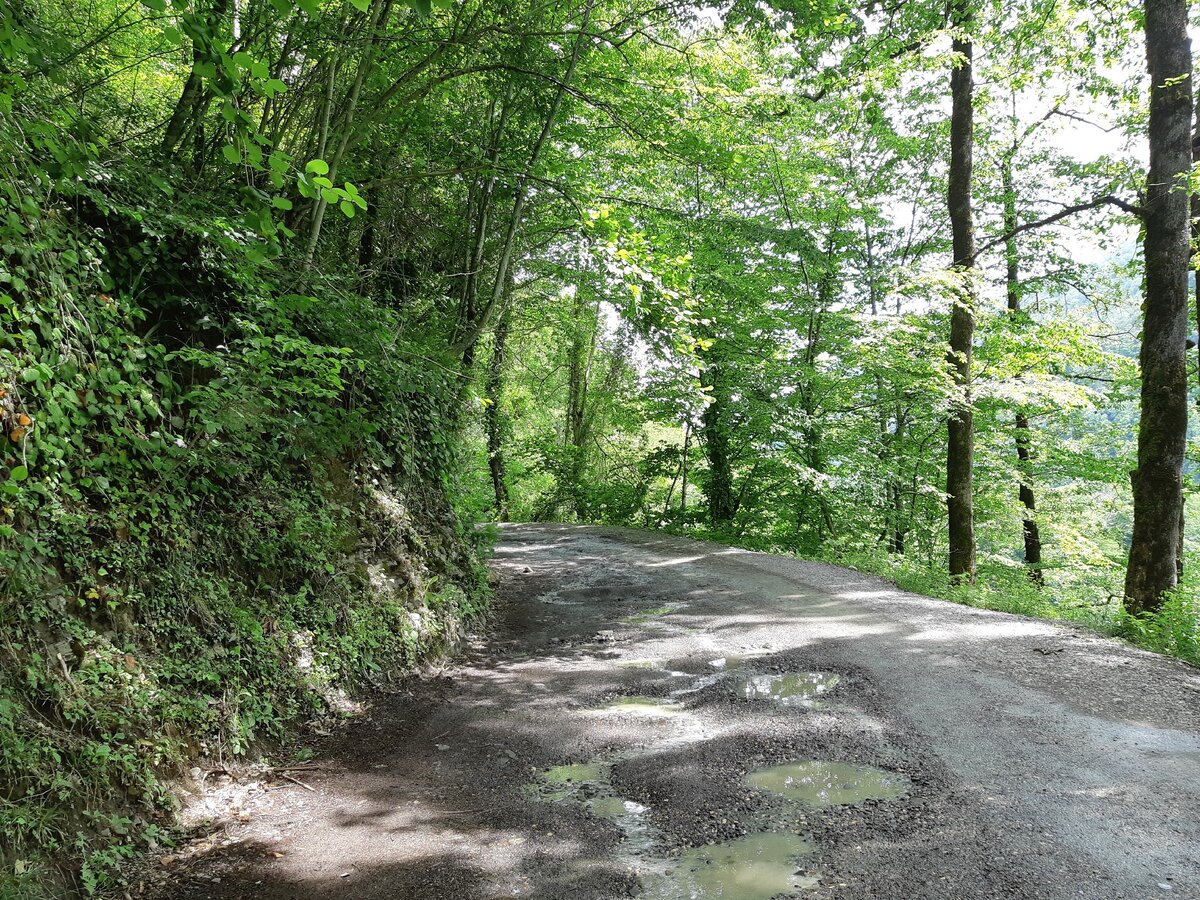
[0,155,488,897]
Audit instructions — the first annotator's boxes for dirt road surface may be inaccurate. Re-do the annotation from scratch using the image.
[151,525,1200,900]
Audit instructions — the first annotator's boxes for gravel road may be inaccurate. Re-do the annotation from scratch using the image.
[152,524,1200,900]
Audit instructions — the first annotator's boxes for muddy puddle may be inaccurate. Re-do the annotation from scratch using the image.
[527,753,658,856]
[622,602,687,624]
[523,665,900,895]
[745,760,910,807]
[641,832,818,900]
[734,672,840,708]
[528,754,820,898]
[589,696,689,718]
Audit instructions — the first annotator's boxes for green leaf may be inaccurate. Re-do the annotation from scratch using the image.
[349,0,371,10]
[141,0,167,10]
[9,466,28,482]
[305,159,329,175]
[339,200,355,218]
[272,196,293,210]
[312,175,333,189]
[411,0,431,15]
[222,144,242,165]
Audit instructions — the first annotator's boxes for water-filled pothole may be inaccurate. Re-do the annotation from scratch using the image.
[642,832,818,899]
[619,657,665,669]
[745,761,910,807]
[542,762,605,785]
[623,603,686,624]
[590,696,688,717]
[734,672,840,708]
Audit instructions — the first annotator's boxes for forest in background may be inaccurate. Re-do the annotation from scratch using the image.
[0,0,1197,895]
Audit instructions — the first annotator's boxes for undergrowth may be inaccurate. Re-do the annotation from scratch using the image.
[0,149,488,896]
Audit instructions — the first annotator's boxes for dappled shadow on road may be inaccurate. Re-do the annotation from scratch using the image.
[145,523,1200,900]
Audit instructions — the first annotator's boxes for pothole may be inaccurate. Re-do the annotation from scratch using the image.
[641,832,819,899]
[590,696,689,718]
[622,603,687,624]
[542,762,605,785]
[526,755,659,857]
[734,672,840,709]
[744,761,910,807]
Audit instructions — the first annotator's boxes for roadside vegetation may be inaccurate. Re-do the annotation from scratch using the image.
[0,0,1196,895]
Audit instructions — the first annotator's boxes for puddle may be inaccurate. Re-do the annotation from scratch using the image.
[667,672,726,698]
[586,795,647,818]
[642,832,818,899]
[542,762,605,785]
[745,761,910,807]
[527,754,660,857]
[619,657,666,669]
[590,696,688,718]
[623,602,686,624]
[734,672,840,708]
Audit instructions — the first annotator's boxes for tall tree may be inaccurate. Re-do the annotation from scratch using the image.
[1123,0,1193,614]
[946,0,978,584]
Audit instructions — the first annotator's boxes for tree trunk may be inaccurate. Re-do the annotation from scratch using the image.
[946,0,977,585]
[701,363,737,527]
[1003,155,1044,586]
[302,0,389,268]
[485,306,511,521]
[1193,94,1199,388]
[1124,0,1192,615]
[564,287,597,515]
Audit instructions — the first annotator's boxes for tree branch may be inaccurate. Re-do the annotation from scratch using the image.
[972,194,1143,262]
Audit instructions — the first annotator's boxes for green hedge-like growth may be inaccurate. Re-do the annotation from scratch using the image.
[0,159,488,897]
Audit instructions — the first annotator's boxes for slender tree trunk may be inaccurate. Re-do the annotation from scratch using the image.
[663,422,691,517]
[1003,156,1044,586]
[564,287,597,515]
[701,362,737,526]
[887,410,908,554]
[946,0,977,585]
[1124,0,1192,615]
[680,424,690,512]
[303,0,390,268]
[450,0,595,358]
[160,0,231,158]
[485,306,511,521]
[1193,95,1199,387]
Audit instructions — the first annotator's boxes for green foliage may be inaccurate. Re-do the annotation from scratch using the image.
[0,59,486,895]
